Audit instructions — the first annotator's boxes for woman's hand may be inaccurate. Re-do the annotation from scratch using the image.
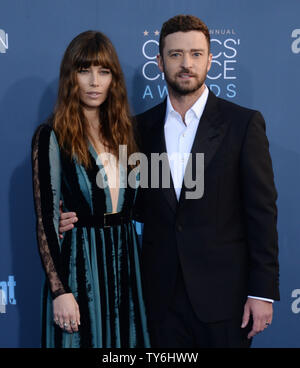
[53,293,80,333]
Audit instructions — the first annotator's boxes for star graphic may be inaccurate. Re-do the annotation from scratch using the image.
[143,30,149,36]
[154,30,160,36]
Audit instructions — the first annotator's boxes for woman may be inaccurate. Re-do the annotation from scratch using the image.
[32,31,150,348]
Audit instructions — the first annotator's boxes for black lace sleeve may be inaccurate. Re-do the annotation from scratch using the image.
[32,124,71,299]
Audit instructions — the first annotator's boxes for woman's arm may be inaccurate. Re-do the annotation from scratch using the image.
[32,124,80,332]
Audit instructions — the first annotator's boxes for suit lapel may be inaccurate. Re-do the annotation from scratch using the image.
[179,91,226,205]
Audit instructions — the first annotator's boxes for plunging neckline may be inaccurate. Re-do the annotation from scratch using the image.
[88,142,121,214]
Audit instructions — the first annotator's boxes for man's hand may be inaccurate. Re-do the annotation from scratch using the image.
[241,298,273,339]
[59,200,78,239]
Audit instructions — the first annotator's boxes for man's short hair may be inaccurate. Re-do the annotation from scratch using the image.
[159,14,210,56]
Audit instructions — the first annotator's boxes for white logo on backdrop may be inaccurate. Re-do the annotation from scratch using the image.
[141,30,167,100]
[0,276,16,314]
[291,289,300,313]
[208,30,240,98]
[140,29,240,100]
[0,29,8,53]
[291,29,300,54]
[0,290,5,313]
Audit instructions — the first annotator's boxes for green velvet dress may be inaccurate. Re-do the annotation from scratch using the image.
[32,123,150,348]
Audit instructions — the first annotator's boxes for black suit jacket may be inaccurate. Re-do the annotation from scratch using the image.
[134,91,279,323]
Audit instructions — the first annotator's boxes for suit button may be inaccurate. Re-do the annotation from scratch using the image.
[177,224,183,232]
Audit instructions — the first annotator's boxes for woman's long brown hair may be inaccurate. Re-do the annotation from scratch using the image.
[53,30,137,168]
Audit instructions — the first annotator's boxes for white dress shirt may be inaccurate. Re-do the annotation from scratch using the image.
[164,86,209,200]
[163,85,273,304]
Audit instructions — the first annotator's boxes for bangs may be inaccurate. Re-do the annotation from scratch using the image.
[74,36,113,70]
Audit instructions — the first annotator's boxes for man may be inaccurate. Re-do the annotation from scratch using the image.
[59,15,279,348]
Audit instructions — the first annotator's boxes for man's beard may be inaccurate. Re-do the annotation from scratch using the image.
[164,68,206,96]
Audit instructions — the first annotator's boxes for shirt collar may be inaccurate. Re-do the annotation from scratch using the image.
[165,84,209,123]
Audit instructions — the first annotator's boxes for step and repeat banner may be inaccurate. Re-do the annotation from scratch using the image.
[0,0,299,348]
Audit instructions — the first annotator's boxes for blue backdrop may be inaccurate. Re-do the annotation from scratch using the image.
[0,0,299,348]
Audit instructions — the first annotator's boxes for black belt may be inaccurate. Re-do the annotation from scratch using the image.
[74,210,132,228]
